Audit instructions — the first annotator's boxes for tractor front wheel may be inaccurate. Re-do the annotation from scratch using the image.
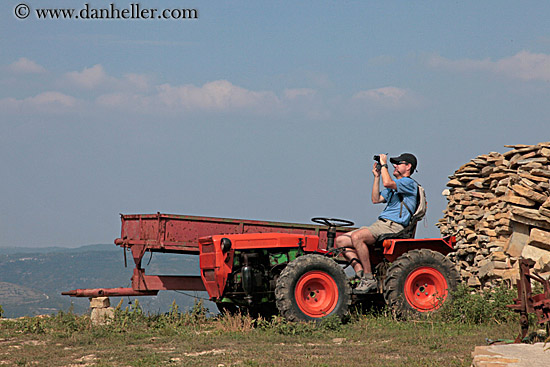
[275,254,351,322]
[384,249,459,317]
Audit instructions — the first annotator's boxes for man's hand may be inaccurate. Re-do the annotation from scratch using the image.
[372,162,380,177]
[379,153,388,165]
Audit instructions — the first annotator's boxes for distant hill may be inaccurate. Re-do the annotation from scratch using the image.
[0,244,214,318]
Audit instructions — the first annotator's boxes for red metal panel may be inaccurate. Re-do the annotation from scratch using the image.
[382,236,456,262]
[211,233,320,251]
[199,236,227,299]
[116,213,354,252]
[197,233,323,300]
[139,275,206,291]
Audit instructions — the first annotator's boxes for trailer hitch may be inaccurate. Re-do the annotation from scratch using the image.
[62,288,158,297]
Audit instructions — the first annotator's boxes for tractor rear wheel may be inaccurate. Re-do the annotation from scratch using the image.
[275,254,351,322]
[384,249,459,317]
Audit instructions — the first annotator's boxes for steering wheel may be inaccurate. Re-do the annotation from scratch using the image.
[311,217,355,228]
[311,217,354,250]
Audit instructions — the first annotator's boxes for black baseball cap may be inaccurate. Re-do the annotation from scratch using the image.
[390,153,417,172]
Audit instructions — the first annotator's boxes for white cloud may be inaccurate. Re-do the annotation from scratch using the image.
[96,80,281,113]
[63,64,152,92]
[96,92,147,108]
[353,86,416,109]
[280,88,331,119]
[496,51,550,81]
[64,64,112,89]
[429,51,550,81]
[4,61,331,117]
[156,80,280,110]
[283,88,317,100]
[97,80,281,114]
[123,73,150,91]
[9,58,46,74]
[355,86,406,101]
[27,91,77,106]
[0,91,78,112]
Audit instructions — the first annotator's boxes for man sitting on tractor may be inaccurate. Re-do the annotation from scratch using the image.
[335,153,418,293]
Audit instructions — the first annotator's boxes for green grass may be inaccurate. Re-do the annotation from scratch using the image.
[0,288,536,367]
[0,312,517,367]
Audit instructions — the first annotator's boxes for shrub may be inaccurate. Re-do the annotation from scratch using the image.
[105,299,146,333]
[51,309,91,334]
[215,312,256,332]
[20,317,46,334]
[318,314,344,331]
[187,299,208,323]
[437,284,517,324]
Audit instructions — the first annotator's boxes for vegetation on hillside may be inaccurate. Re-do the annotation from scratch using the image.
[0,245,210,318]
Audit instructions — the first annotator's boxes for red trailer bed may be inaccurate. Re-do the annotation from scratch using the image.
[64,213,353,298]
[114,213,351,253]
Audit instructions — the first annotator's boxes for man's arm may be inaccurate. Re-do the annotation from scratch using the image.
[371,162,385,204]
[379,154,397,190]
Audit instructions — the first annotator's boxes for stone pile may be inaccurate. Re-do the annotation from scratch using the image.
[437,142,550,289]
[90,297,114,325]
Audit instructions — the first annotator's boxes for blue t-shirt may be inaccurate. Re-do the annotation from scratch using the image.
[379,177,418,226]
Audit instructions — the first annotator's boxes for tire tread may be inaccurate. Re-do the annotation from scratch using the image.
[383,249,459,317]
[275,254,351,322]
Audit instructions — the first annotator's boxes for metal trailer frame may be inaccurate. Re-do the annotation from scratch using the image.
[63,213,352,298]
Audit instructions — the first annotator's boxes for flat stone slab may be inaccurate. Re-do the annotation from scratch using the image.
[472,343,549,367]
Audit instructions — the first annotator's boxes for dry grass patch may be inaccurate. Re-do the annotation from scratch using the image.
[0,296,524,367]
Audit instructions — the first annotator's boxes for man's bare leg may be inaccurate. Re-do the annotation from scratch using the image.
[350,228,376,275]
[335,233,364,274]
[338,228,377,293]
[335,228,376,275]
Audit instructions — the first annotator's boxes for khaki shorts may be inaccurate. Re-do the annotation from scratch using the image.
[355,219,405,241]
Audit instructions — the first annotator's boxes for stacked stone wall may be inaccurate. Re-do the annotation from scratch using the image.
[438,142,550,289]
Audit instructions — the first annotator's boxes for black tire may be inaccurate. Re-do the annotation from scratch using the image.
[275,254,351,322]
[383,249,459,318]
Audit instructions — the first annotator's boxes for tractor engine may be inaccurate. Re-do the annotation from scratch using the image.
[225,248,308,305]
[224,251,270,304]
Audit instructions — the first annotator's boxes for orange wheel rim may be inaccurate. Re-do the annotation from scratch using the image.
[404,267,448,312]
[295,271,339,317]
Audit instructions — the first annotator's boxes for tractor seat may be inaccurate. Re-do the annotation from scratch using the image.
[374,221,418,247]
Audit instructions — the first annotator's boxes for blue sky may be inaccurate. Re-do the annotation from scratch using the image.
[1,1,550,247]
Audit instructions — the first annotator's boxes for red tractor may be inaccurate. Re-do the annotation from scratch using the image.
[64,213,459,321]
